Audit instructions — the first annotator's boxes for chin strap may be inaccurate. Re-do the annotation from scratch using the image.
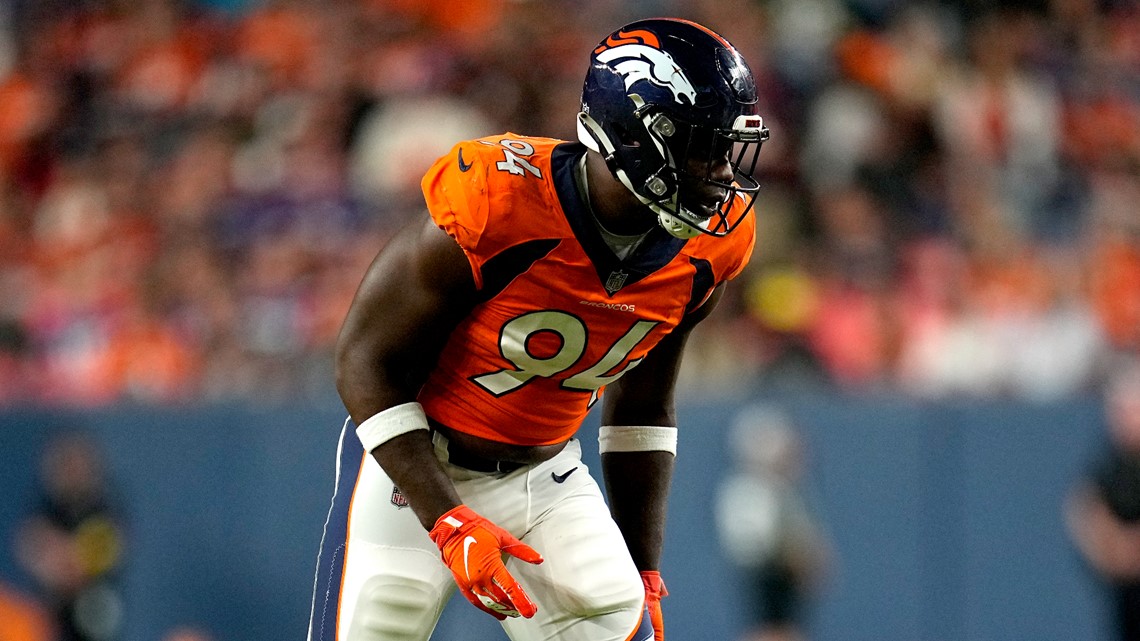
[656,211,704,239]
[576,112,701,239]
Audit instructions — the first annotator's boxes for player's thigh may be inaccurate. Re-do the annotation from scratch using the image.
[505,476,644,641]
[336,447,455,640]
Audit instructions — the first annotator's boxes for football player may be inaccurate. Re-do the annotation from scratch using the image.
[309,17,770,641]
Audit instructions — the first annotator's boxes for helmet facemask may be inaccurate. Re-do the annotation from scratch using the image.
[650,111,768,238]
[578,102,769,239]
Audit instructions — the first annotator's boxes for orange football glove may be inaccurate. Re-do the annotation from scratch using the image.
[428,505,543,620]
[641,570,668,641]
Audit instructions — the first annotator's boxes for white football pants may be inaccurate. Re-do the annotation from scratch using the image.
[308,420,651,641]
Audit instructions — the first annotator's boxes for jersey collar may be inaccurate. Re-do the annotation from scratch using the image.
[551,142,687,297]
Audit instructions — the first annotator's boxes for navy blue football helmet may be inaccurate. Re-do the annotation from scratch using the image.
[577,18,769,238]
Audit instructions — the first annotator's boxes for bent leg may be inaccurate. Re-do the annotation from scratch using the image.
[499,445,647,641]
[338,541,453,641]
[309,420,453,641]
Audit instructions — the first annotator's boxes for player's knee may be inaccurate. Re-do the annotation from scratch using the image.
[558,570,644,618]
[345,576,441,640]
[539,577,644,641]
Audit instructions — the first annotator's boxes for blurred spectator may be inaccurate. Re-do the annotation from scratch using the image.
[715,405,830,641]
[15,431,126,641]
[0,582,54,641]
[1066,361,1140,641]
[933,8,1063,243]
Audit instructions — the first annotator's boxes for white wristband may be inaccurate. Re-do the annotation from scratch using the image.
[356,402,430,452]
[598,425,677,456]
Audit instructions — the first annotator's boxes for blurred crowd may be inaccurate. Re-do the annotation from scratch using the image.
[13,431,125,641]
[0,0,1136,406]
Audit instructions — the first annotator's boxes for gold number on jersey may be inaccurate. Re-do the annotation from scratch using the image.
[473,311,585,395]
[483,138,543,178]
[471,311,658,396]
[561,321,655,391]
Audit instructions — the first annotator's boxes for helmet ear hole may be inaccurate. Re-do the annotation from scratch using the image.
[612,123,640,148]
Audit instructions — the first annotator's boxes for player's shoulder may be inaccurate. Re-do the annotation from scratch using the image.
[684,204,757,281]
[691,206,756,257]
[446,133,566,172]
[461,132,566,153]
[422,132,573,260]
[422,132,566,195]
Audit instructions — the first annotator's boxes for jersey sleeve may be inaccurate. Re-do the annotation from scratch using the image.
[729,197,756,279]
[421,140,494,289]
[694,202,757,291]
[724,210,756,282]
[421,135,565,292]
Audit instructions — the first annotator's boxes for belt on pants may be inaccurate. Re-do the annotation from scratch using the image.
[431,429,527,474]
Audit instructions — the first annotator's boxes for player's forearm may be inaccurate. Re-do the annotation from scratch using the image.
[335,348,461,530]
[602,450,675,570]
[371,430,463,530]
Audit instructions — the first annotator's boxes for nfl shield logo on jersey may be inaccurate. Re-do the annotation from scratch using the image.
[605,270,628,295]
[390,486,409,508]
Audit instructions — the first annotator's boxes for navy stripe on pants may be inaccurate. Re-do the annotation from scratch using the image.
[308,419,364,641]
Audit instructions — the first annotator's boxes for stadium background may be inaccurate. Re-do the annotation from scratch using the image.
[0,0,1136,639]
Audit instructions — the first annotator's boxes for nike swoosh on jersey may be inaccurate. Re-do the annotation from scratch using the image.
[458,148,473,172]
[551,467,578,483]
[462,535,477,580]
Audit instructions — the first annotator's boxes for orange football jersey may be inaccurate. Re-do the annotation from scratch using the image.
[417,133,755,446]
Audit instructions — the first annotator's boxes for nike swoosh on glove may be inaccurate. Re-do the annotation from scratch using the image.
[641,570,668,641]
[428,505,544,620]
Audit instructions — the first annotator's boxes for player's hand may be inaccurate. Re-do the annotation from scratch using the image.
[641,570,668,641]
[428,505,543,620]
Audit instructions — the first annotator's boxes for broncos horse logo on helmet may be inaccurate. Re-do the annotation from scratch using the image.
[593,30,698,106]
[577,18,769,239]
